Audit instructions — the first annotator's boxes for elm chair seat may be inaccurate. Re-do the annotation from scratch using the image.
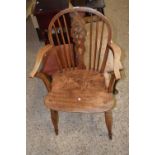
[45,69,115,112]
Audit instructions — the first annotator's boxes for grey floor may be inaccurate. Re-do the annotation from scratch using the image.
[26,0,129,154]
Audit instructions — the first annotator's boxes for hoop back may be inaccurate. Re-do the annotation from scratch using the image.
[48,7,112,73]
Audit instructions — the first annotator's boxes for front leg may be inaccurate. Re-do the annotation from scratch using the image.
[105,110,113,139]
[50,110,59,135]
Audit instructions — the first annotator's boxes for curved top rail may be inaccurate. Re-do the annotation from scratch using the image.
[48,7,112,44]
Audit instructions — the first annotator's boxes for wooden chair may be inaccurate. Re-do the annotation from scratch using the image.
[30,7,123,139]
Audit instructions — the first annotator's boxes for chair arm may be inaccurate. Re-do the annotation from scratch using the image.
[29,44,53,78]
[108,41,123,80]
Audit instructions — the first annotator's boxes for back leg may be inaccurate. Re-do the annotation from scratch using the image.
[50,110,59,135]
[113,80,119,94]
[105,110,112,139]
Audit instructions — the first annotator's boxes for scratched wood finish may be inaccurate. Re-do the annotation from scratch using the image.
[30,7,123,139]
[45,69,116,113]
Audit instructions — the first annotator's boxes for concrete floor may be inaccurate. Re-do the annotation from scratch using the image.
[26,0,128,154]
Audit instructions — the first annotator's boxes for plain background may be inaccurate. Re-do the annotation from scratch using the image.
[0,0,155,154]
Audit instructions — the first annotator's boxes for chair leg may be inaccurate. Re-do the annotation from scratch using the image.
[113,80,119,94]
[105,110,112,139]
[50,110,59,135]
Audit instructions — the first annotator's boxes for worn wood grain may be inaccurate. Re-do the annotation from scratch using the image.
[30,7,123,138]
[45,69,116,113]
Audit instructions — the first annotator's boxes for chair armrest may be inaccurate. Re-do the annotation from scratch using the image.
[29,44,53,78]
[108,41,123,80]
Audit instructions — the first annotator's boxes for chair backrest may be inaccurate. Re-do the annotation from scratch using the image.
[47,7,112,73]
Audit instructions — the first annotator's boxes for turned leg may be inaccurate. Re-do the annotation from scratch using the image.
[50,110,59,135]
[105,110,113,139]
